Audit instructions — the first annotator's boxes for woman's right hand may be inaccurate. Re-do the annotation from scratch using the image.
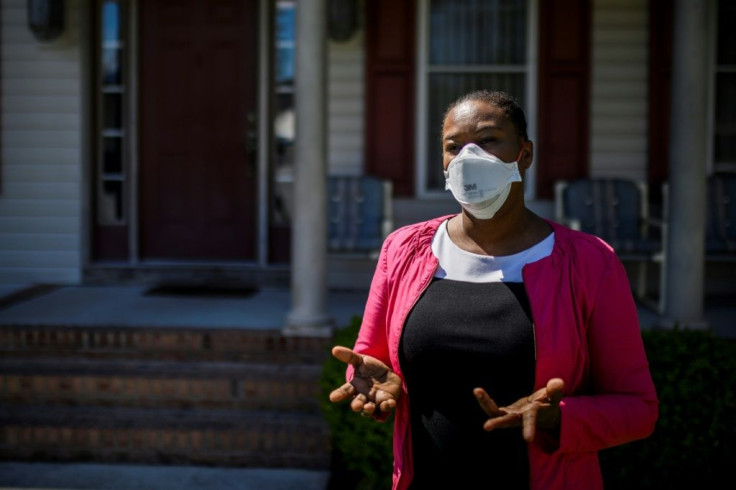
[328,346,402,418]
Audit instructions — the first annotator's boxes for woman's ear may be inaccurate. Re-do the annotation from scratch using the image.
[520,140,534,170]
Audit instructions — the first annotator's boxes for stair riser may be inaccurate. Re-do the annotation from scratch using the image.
[0,424,330,469]
[1,373,324,412]
[0,327,331,362]
[0,324,337,469]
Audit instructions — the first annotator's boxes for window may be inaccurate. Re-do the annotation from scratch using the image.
[713,0,736,171]
[96,0,128,225]
[418,0,532,194]
[273,0,296,226]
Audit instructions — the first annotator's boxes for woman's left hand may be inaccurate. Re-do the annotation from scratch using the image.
[474,378,564,442]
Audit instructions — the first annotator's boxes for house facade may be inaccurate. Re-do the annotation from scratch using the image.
[1,0,732,328]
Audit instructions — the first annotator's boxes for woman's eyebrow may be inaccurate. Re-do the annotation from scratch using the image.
[474,124,504,133]
[443,123,504,141]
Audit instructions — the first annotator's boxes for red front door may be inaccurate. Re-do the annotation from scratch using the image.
[140,0,258,260]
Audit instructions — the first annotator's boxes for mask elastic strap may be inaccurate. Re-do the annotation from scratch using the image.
[515,145,525,164]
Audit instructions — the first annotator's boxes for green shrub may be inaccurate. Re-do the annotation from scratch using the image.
[320,322,736,488]
[318,316,394,489]
[600,328,736,488]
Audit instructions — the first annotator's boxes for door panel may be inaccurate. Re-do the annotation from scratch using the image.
[365,0,415,196]
[140,0,258,260]
[537,0,591,199]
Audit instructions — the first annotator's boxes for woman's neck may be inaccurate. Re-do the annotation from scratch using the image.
[448,205,550,257]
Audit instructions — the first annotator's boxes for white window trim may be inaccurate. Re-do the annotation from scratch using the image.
[257,0,271,267]
[707,0,716,175]
[414,0,539,199]
[128,0,140,263]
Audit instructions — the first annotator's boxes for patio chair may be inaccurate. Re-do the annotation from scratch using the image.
[327,175,393,257]
[555,177,666,312]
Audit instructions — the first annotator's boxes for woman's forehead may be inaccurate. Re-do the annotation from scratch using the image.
[443,101,508,135]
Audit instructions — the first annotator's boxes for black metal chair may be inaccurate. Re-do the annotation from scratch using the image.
[327,176,393,257]
[555,177,666,312]
[705,173,736,259]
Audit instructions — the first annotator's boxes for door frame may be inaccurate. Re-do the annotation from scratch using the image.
[83,0,274,272]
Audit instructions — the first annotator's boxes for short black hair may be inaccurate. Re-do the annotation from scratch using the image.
[443,90,528,141]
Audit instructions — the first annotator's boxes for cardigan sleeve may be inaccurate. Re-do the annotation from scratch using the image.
[556,252,659,453]
[346,236,392,381]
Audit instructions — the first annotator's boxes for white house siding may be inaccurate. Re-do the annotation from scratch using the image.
[0,0,83,284]
[589,0,649,181]
[327,30,364,175]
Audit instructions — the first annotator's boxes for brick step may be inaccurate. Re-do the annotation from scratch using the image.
[0,358,327,412]
[0,325,333,363]
[0,405,331,469]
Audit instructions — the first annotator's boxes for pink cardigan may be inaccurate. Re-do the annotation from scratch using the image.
[349,216,658,490]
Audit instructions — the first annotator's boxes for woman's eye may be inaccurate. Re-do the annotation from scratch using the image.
[479,138,496,145]
[445,145,459,153]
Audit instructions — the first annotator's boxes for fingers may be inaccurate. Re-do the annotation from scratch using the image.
[361,401,376,417]
[328,382,356,403]
[546,378,564,404]
[331,346,363,366]
[522,408,538,442]
[350,393,368,412]
[474,387,500,417]
[480,380,564,437]
[483,412,516,431]
[379,398,396,413]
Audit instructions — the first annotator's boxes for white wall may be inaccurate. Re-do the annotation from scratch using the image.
[327,30,364,175]
[0,0,83,284]
[589,0,649,181]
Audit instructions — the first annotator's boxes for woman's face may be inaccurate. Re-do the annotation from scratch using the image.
[441,100,531,172]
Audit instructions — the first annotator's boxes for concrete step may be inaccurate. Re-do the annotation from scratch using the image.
[0,405,331,469]
[0,358,326,412]
[0,462,331,490]
[0,325,332,363]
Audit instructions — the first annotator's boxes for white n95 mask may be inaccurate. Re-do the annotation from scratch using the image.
[444,143,522,219]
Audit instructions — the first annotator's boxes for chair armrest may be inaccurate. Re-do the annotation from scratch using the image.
[644,217,665,229]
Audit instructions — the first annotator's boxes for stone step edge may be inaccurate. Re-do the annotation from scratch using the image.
[0,325,334,357]
[0,358,329,412]
[0,405,332,468]
[0,357,325,377]
[0,405,329,431]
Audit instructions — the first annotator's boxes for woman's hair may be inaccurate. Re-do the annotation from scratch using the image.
[443,90,528,141]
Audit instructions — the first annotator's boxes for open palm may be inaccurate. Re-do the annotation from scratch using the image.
[328,346,402,417]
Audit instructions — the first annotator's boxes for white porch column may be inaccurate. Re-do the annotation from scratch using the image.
[284,0,333,336]
[663,0,709,328]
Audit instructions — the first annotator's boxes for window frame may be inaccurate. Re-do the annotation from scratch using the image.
[708,0,736,174]
[414,0,539,199]
[95,0,130,227]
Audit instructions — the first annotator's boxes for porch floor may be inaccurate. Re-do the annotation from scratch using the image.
[0,283,733,339]
[0,284,368,331]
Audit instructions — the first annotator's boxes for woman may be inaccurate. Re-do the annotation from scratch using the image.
[329,90,658,489]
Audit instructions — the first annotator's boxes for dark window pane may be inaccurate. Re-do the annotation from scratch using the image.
[715,73,736,163]
[718,2,736,65]
[103,137,123,174]
[426,73,526,190]
[102,48,122,85]
[103,93,122,129]
[100,180,124,223]
[430,0,527,65]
